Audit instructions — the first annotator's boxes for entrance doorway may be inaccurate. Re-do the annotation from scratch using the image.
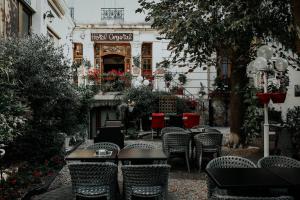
[102,54,125,73]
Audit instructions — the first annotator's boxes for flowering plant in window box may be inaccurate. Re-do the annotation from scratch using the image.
[267,76,288,103]
[87,68,101,83]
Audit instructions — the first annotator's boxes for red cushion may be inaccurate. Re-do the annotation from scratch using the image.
[183,113,200,128]
[151,113,165,129]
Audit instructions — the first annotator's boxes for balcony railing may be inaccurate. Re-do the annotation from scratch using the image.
[101,8,124,21]
[24,0,31,5]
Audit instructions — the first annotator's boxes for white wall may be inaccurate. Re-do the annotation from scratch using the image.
[67,0,148,25]
[31,0,75,59]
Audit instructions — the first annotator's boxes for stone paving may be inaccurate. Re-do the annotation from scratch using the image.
[32,128,263,200]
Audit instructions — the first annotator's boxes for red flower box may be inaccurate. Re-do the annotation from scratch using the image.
[256,93,271,104]
[271,92,286,103]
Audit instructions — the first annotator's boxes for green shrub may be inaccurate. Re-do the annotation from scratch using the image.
[1,35,90,163]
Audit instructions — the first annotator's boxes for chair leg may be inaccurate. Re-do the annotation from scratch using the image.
[185,151,190,173]
[151,129,154,140]
[198,150,203,173]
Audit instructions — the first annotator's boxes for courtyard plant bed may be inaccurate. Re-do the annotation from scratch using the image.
[0,155,65,200]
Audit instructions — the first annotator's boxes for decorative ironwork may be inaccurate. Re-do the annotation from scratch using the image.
[159,96,177,114]
[101,8,124,21]
[24,0,31,5]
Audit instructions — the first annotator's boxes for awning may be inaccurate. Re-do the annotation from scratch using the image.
[90,92,123,108]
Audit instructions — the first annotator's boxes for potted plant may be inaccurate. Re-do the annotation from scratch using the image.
[256,90,271,104]
[164,71,173,88]
[268,77,288,103]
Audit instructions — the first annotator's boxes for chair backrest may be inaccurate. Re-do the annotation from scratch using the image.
[194,133,223,147]
[206,156,256,168]
[94,127,124,148]
[123,143,155,150]
[86,142,120,152]
[257,156,300,168]
[151,113,165,129]
[183,113,200,128]
[105,120,123,127]
[204,128,221,133]
[161,127,186,135]
[163,132,190,149]
[122,164,170,186]
[168,114,184,128]
[68,162,117,189]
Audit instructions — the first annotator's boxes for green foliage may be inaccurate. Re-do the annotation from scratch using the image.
[178,73,187,85]
[0,35,91,162]
[122,87,161,118]
[137,0,298,65]
[241,84,263,145]
[286,106,300,158]
[164,71,173,82]
[122,88,191,120]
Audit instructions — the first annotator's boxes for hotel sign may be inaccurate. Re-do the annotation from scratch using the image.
[91,33,133,41]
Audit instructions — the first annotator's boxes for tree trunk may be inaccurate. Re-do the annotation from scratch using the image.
[292,0,300,53]
[229,61,248,145]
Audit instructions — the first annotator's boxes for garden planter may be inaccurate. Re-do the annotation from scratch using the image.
[270,92,286,103]
[256,93,271,104]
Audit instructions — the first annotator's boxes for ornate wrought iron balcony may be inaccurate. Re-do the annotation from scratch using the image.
[101,8,124,21]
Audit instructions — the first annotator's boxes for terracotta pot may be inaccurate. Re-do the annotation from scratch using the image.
[271,92,286,103]
[256,93,271,104]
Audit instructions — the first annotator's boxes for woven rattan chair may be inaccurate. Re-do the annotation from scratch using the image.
[122,164,170,200]
[86,142,120,152]
[206,156,256,199]
[68,162,118,200]
[163,132,191,172]
[194,133,223,172]
[161,127,186,135]
[123,143,157,164]
[257,156,300,168]
[123,143,155,150]
[204,128,221,133]
[161,127,186,154]
[257,156,300,196]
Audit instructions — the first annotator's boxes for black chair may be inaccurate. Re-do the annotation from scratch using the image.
[168,114,184,128]
[94,127,124,148]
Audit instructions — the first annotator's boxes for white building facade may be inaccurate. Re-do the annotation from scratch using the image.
[67,0,215,97]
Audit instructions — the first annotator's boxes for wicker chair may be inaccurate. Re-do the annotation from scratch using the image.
[206,156,256,199]
[68,162,118,200]
[122,164,170,200]
[86,142,120,152]
[161,127,186,135]
[257,156,300,196]
[194,133,223,172]
[257,156,300,168]
[122,143,165,165]
[123,143,155,150]
[163,132,191,172]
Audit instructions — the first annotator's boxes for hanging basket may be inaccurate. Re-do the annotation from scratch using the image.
[270,92,286,103]
[256,93,271,104]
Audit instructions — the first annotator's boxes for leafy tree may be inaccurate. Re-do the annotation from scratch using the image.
[0,36,90,162]
[137,0,299,140]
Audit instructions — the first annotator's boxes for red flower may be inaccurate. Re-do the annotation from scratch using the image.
[44,160,49,166]
[10,179,17,185]
[33,170,42,177]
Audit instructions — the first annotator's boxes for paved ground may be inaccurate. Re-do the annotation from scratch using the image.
[32,128,263,200]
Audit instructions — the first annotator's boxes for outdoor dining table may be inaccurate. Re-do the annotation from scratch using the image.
[206,168,300,197]
[118,148,168,164]
[65,149,118,162]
